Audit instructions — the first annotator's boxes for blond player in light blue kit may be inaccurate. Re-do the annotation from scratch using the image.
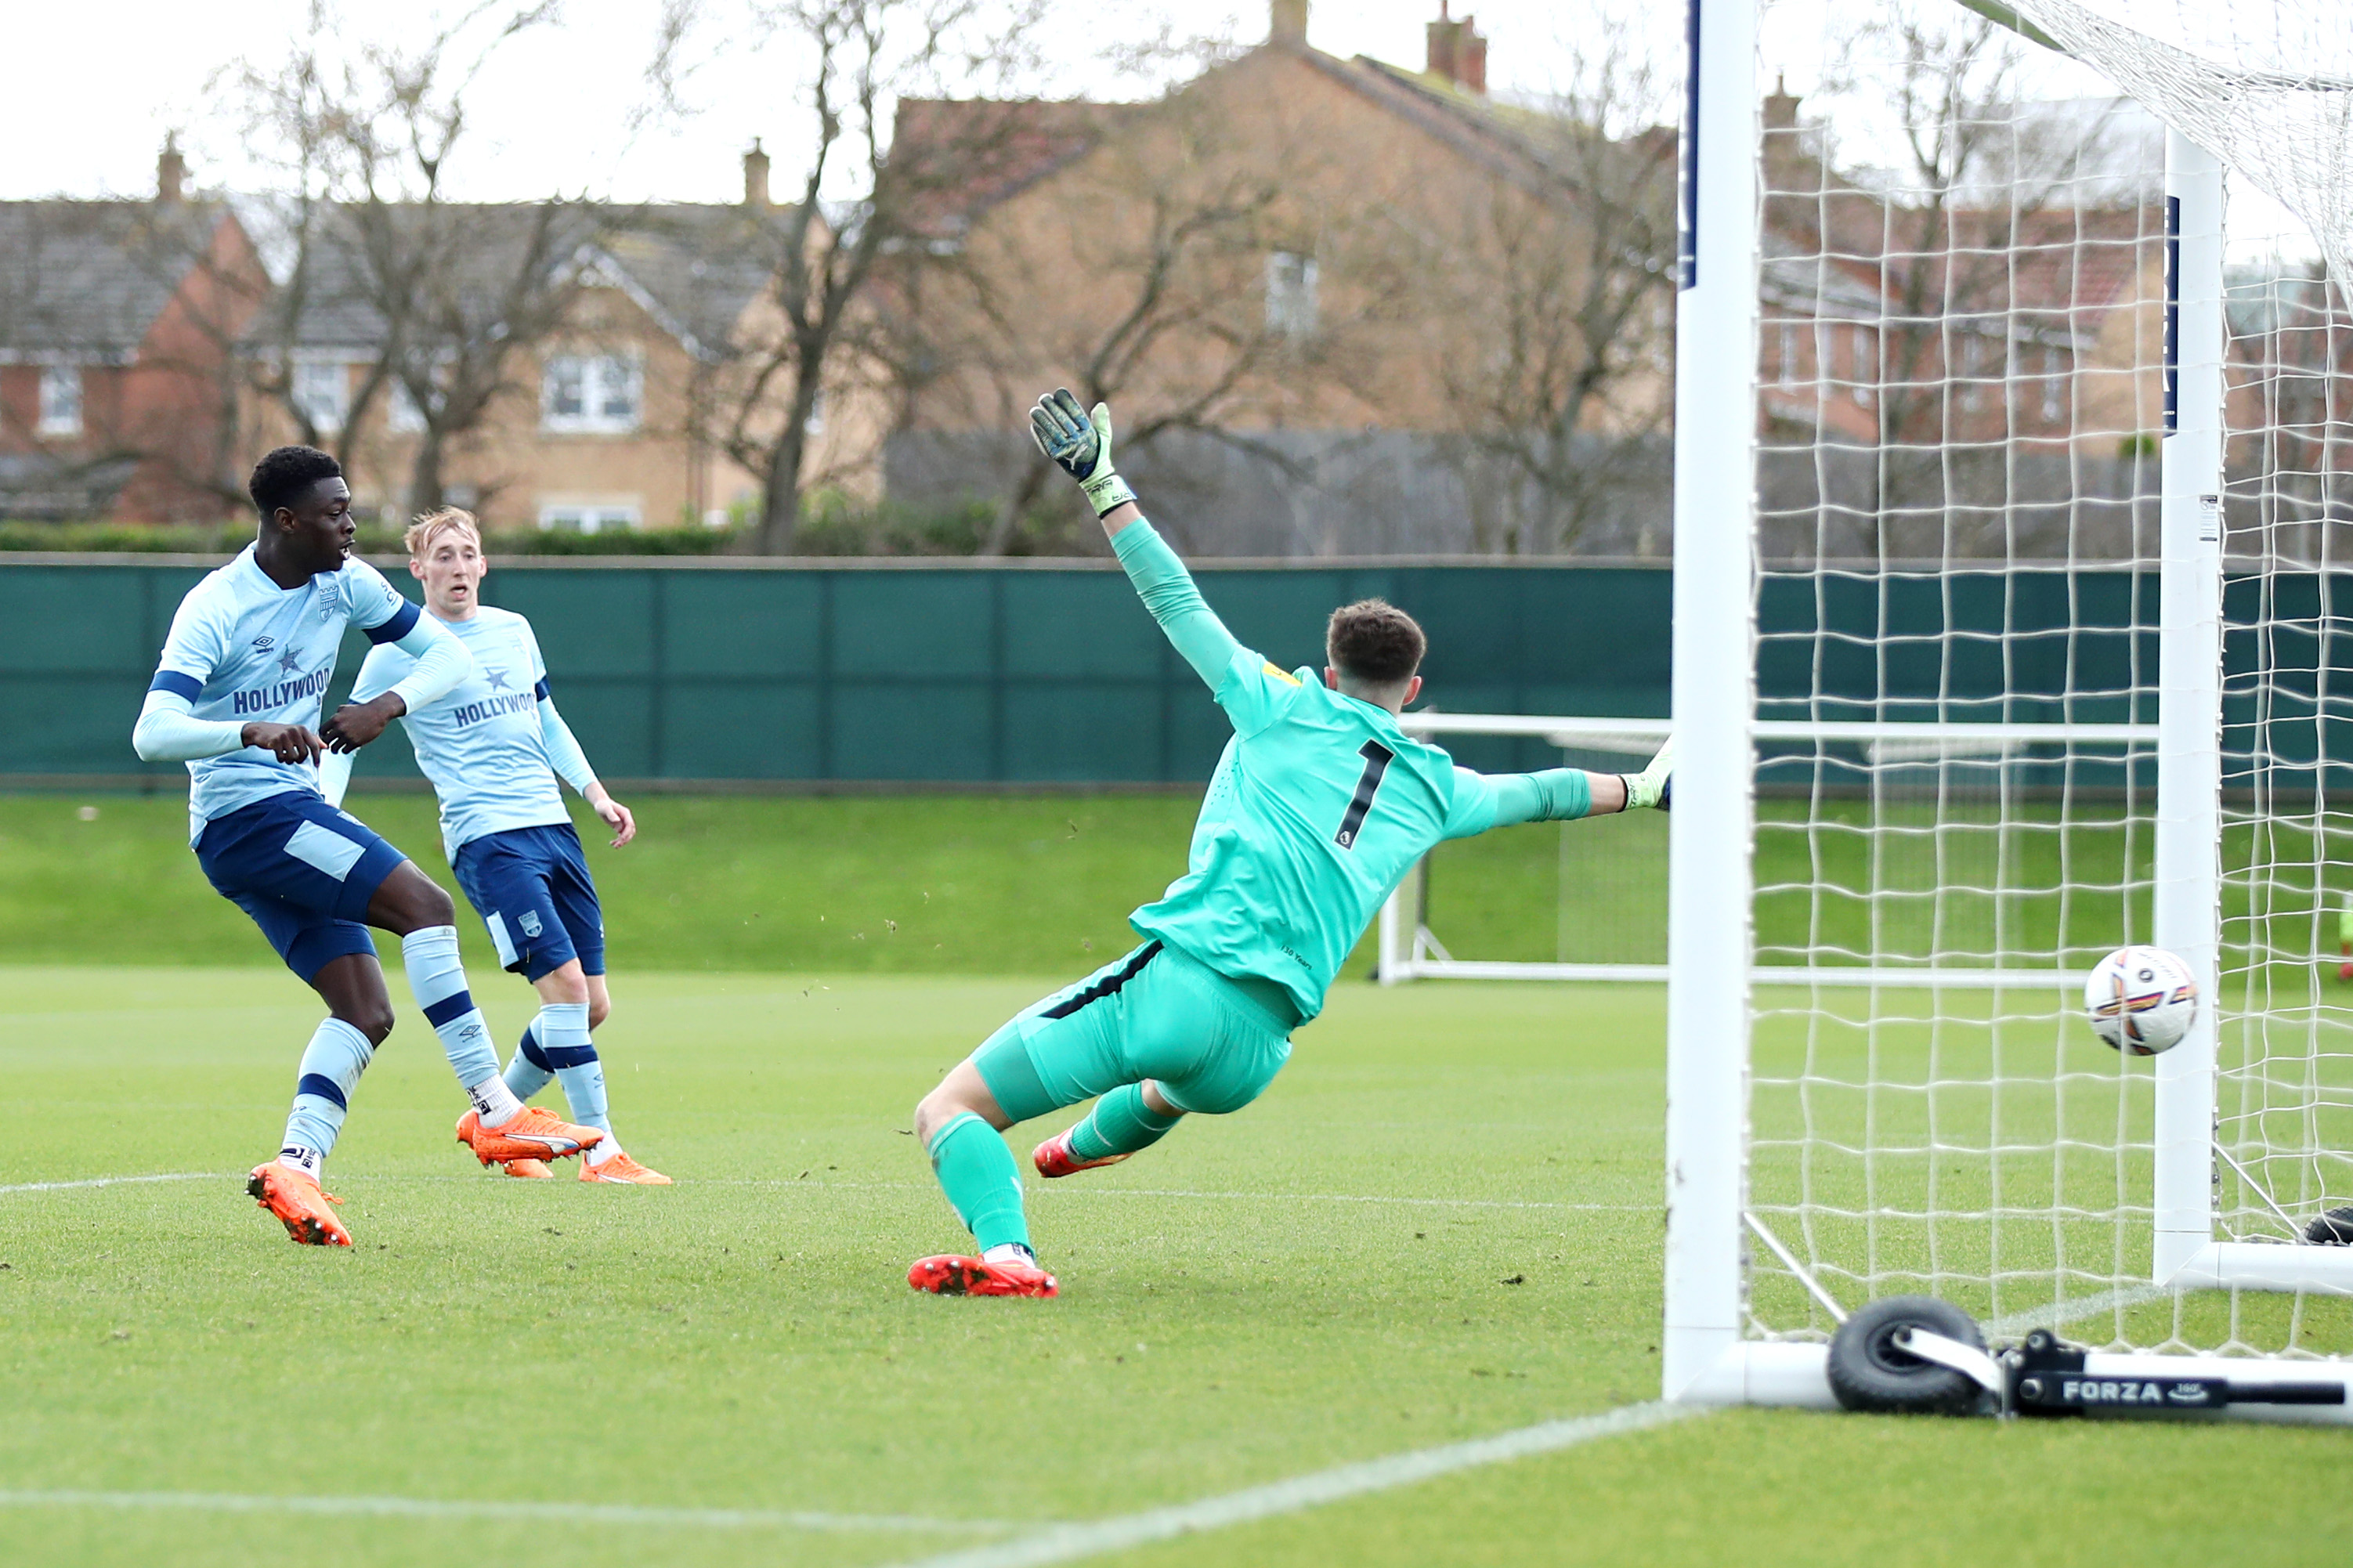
[323,509,667,1184]
[903,392,1675,1298]
[133,447,605,1246]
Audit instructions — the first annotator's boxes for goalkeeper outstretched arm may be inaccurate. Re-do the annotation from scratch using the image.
[1444,736,1674,839]
[1029,388,1239,688]
[1027,386,1679,815]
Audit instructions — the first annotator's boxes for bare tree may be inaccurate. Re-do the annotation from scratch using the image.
[889,51,1427,556]
[652,0,1049,553]
[228,2,595,515]
[1800,5,2146,554]
[1421,27,1679,555]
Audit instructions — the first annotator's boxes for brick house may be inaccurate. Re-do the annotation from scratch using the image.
[243,155,882,533]
[0,145,271,522]
[879,1,1679,556]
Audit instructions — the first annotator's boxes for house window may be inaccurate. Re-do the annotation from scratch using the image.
[387,352,453,435]
[541,352,642,434]
[291,359,351,434]
[37,366,82,436]
[2042,345,2064,422]
[1265,251,1319,338]
[1852,325,1874,407]
[388,378,427,435]
[538,503,642,534]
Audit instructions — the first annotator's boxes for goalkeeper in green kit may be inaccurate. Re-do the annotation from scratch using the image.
[906,390,1675,1299]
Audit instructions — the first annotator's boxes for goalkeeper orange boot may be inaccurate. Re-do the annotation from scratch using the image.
[247,1162,351,1247]
[579,1151,671,1184]
[503,1158,555,1179]
[1032,1128,1129,1179]
[908,1252,1059,1298]
[455,1105,602,1167]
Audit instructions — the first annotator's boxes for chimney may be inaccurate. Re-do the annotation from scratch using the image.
[1426,4,1487,96]
[743,139,772,209]
[1763,73,1799,132]
[157,135,187,205]
[1270,0,1307,45]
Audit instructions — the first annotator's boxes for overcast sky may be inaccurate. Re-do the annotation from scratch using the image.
[7,0,2320,259]
[5,1,1654,204]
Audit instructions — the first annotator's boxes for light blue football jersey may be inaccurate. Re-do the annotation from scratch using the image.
[147,546,422,845]
[349,606,569,860]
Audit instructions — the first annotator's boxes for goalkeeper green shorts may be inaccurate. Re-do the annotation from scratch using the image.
[973,940,1296,1124]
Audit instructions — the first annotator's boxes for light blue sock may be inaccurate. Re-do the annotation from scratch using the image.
[926,1112,1030,1253]
[277,1017,374,1179]
[504,1024,555,1102]
[535,1002,616,1155]
[399,925,510,1113]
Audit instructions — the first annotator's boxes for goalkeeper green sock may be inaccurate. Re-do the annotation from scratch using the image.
[926,1111,1031,1253]
[1068,1083,1179,1162]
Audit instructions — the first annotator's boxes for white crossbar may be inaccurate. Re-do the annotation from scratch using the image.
[1398,713,2157,747]
[1386,959,2083,990]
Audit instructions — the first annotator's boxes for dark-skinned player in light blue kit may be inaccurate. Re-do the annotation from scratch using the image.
[905,390,1675,1298]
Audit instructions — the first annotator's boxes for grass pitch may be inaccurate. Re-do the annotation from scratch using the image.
[2,965,2348,1568]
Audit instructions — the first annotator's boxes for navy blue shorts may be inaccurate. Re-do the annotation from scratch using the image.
[194,793,407,983]
[451,822,605,981]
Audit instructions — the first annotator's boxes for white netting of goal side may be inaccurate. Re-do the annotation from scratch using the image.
[1744,0,2353,1358]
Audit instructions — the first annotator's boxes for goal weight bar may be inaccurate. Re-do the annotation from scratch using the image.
[1817,1299,2351,1422]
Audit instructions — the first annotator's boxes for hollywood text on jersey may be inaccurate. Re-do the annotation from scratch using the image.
[446,688,539,728]
[232,664,334,716]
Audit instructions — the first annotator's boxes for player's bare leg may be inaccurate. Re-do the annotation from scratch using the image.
[908,1060,1057,1297]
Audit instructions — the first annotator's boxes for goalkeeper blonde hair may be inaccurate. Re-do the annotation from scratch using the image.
[404,507,482,561]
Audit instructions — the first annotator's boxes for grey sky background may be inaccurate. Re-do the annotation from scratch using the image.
[7,1,2317,257]
[7,2,1652,204]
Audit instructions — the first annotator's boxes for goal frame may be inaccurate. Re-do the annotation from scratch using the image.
[1663,0,2353,1414]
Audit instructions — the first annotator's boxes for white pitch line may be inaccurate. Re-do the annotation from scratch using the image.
[890,1402,1697,1568]
[0,1172,226,1195]
[0,1489,1015,1534]
[1984,1284,2175,1338]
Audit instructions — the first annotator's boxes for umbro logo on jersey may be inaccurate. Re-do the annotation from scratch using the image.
[252,636,275,651]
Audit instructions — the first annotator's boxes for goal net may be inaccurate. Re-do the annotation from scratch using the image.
[1666,0,2353,1407]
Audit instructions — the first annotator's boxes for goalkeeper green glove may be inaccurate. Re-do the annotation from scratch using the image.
[1621,735,1675,812]
[1030,388,1137,518]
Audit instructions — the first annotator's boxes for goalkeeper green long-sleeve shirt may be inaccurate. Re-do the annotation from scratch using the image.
[1111,518,1591,1023]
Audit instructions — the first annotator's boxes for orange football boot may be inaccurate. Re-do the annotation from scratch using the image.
[454,1105,602,1167]
[579,1151,671,1184]
[908,1253,1058,1298]
[503,1158,555,1179]
[247,1162,352,1247]
[1032,1128,1129,1179]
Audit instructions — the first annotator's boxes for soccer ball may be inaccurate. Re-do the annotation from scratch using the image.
[2084,945,2198,1057]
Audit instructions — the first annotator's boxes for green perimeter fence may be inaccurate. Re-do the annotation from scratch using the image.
[0,556,1663,787]
[5,554,2347,787]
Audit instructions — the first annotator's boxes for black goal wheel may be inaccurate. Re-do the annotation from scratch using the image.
[1826,1295,1990,1416]
[2307,1205,2353,1245]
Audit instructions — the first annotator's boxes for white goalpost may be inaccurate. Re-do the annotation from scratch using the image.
[1657,0,2353,1416]
[1374,0,2353,1416]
